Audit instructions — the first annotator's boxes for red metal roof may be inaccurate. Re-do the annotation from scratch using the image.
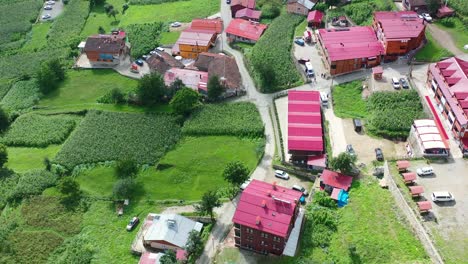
[175,29,215,46]
[235,8,262,20]
[417,201,432,211]
[190,19,223,34]
[232,180,302,238]
[226,19,267,42]
[396,160,410,170]
[320,169,353,191]
[372,66,383,74]
[437,5,455,17]
[318,27,384,61]
[287,90,323,153]
[374,11,425,40]
[164,68,208,91]
[307,154,326,167]
[307,10,323,23]
[231,0,256,9]
[409,186,424,195]
[402,172,416,182]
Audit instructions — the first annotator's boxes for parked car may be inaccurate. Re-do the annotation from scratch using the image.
[226,0,231,3]
[346,144,355,156]
[170,22,181,27]
[419,13,432,22]
[46,1,55,5]
[431,191,454,202]
[44,5,52,10]
[155,47,165,52]
[375,148,384,161]
[294,38,305,46]
[305,61,314,77]
[297,58,310,64]
[400,78,409,89]
[391,77,400,89]
[416,166,434,176]
[240,179,251,190]
[135,59,144,66]
[292,185,309,196]
[142,55,149,61]
[41,14,51,19]
[126,217,139,231]
[274,170,289,180]
[353,118,362,132]
[320,92,329,107]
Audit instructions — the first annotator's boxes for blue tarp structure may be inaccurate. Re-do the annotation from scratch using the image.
[337,189,349,207]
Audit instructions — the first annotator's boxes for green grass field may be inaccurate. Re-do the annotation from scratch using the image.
[435,18,468,54]
[6,145,62,172]
[294,18,307,37]
[332,80,368,118]
[76,136,262,200]
[415,32,453,62]
[80,0,127,37]
[21,22,52,52]
[160,31,181,45]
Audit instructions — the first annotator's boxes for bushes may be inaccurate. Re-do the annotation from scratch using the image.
[37,59,66,95]
[0,79,41,111]
[439,17,456,28]
[332,80,368,118]
[261,3,281,19]
[250,13,303,92]
[48,0,90,48]
[0,0,42,48]
[328,0,395,26]
[182,103,264,137]
[302,204,338,249]
[54,111,181,169]
[47,234,94,264]
[129,0,187,5]
[7,169,58,203]
[1,114,78,147]
[127,22,164,59]
[367,90,425,139]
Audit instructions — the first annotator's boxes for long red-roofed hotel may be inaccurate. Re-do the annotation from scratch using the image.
[232,180,305,256]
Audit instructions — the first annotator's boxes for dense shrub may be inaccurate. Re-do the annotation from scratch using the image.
[261,3,281,19]
[97,88,126,104]
[1,114,78,147]
[116,159,138,178]
[250,13,303,92]
[328,0,395,25]
[0,168,18,209]
[182,103,264,137]
[54,111,181,168]
[7,170,58,203]
[127,22,164,59]
[0,0,42,48]
[129,0,187,5]
[48,0,90,48]
[302,204,338,248]
[367,90,425,139]
[47,234,94,264]
[439,17,456,28]
[8,230,64,264]
[0,79,41,111]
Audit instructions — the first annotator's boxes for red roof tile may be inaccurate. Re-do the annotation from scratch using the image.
[226,19,267,42]
[402,172,416,182]
[190,19,223,34]
[396,160,410,170]
[417,201,432,211]
[175,29,216,46]
[307,154,326,167]
[374,11,425,40]
[307,10,323,23]
[318,27,384,61]
[232,180,303,238]
[235,8,262,20]
[320,169,353,191]
[409,186,424,195]
[231,0,256,9]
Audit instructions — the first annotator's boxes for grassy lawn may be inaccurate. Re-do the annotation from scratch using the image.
[21,22,52,52]
[80,0,127,37]
[435,18,468,53]
[76,136,263,201]
[415,32,453,62]
[332,80,368,118]
[6,145,61,173]
[160,31,181,45]
[294,18,307,37]
[120,0,220,26]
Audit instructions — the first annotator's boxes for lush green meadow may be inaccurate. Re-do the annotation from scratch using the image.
[183,103,264,137]
[332,80,368,118]
[327,0,396,26]
[1,114,79,147]
[160,31,181,45]
[415,32,453,62]
[21,22,52,52]
[6,145,62,173]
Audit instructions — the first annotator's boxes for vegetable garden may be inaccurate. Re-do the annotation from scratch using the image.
[126,22,164,58]
[327,0,396,26]
[54,111,181,169]
[0,79,41,111]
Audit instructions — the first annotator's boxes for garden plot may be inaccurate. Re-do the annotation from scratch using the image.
[54,111,181,169]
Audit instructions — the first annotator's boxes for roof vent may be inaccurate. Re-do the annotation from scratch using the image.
[261,200,267,208]
[272,181,277,190]
[267,190,272,197]
[255,216,261,225]
[167,219,177,228]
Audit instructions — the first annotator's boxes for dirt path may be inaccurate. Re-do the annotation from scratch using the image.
[384,162,444,264]
[427,24,463,56]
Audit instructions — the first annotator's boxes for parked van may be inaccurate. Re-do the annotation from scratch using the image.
[305,62,314,77]
[353,118,362,132]
[320,92,329,107]
[431,192,455,202]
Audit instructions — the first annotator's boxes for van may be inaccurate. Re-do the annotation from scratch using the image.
[353,118,362,132]
[391,77,400,89]
[431,192,455,202]
[320,92,328,107]
[305,62,314,77]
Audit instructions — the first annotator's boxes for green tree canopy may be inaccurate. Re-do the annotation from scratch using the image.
[195,190,221,221]
[207,75,225,101]
[0,144,8,168]
[329,152,357,175]
[57,177,82,209]
[160,250,177,264]
[170,88,200,115]
[223,161,250,186]
[115,159,138,178]
[0,107,9,132]
[113,178,136,199]
[37,59,65,95]
[136,72,167,105]
[184,230,203,261]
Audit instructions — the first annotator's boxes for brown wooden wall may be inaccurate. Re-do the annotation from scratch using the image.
[287,3,308,16]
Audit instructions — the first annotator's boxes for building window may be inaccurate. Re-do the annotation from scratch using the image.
[331,65,336,69]
[260,233,269,238]
[245,228,253,234]
[273,236,280,242]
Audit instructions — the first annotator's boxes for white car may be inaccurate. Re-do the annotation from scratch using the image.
[44,5,52,10]
[46,1,55,5]
[240,179,252,190]
[419,13,432,22]
[416,166,434,176]
[431,191,454,202]
[274,170,289,180]
[41,14,51,19]
[391,77,400,89]
[170,22,181,27]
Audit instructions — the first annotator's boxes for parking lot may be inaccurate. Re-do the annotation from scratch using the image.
[39,0,64,22]
[407,159,468,261]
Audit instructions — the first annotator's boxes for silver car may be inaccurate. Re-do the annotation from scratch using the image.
[274,170,289,180]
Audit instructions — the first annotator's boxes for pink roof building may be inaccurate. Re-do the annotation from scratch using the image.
[190,18,223,34]
[164,68,208,92]
[232,180,303,255]
[226,19,267,43]
[320,169,353,191]
[287,90,324,158]
[230,0,256,17]
[307,10,323,27]
[235,8,262,21]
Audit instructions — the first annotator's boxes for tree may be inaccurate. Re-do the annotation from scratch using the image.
[170,88,199,115]
[223,161,249,186]
[207,75,225,101]
[109,88,125,104]
[255,62,276,92]
[329,152,357,175]
[44,157,51,171]
[166,78,185,98]
[48,58,65,82]
[313,191,337,208]
[136,72,167,105]
[37,59,65,95]
[195,190,221,221]
[426,0,440,14]
[108,8,119,21]
[57,177,82,209]
[0,144,8,168]
[115,159,138,178]
[0,107,9,132]
[122,3,129,14]
[113,178,136,199]
[325,0,340,7]
[184,230,203,261]
[160,250,177,264]
[98,26,106,34]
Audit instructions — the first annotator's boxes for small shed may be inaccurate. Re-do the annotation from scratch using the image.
[307,10,324,28]
[436,6,455,18]
[396,160,410,172]
[402,172,416,184]
[372,66,383,80]
[409,186,424,197]
[417,201,432,213]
